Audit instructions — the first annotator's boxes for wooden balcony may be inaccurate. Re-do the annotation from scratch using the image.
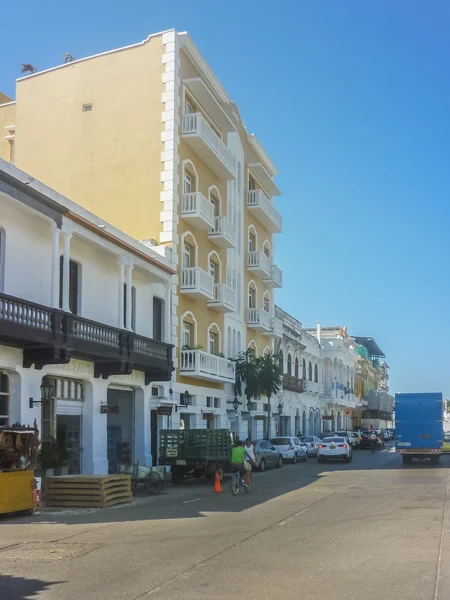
[283,374,304,393]
[0,292,173,383]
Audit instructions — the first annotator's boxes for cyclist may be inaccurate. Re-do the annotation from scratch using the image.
[369,430,377,452]
[231,440,251,487]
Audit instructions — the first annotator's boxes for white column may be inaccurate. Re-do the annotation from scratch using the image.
[61,232,72,312]
[134,388,151,466]
[50,227,61,308]
[125,264,133,330]
[82,379,108,475]
[118,260,125,328]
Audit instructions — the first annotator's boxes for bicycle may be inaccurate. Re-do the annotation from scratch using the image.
[230,468,252,495]
[370,441,377,454]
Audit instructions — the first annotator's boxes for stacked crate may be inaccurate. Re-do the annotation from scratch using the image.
[46,474,132,508]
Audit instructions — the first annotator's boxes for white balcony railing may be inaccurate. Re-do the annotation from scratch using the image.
[181,192,214,229]
[180,267,214,299]
[247,189,282,233]
[207,283,236,312]
[247,251,272,277]
[305,382,325,395]
[182,113,236,178]
[247,308,271,331]
[180,349,235,383]
[270,316,283,338]
[208,216,236,248]
[264,264,283,288]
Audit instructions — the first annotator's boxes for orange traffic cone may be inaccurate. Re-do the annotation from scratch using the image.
[213,471,222,493]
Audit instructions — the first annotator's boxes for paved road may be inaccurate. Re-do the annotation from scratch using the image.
[1,445,450,599]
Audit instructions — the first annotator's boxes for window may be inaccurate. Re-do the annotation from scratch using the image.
[82,103,93,112]
[308,361,313,382]
[182,322,191,348]
[314,364,319,383]
[153,297,164,341]
[248,286,256,309]
[0,373,9,426]
[206,397,213,408]
[287,354,292,376]
[248,231,256,253]
[210,194,220,219]
[263,243,271,259]
[59,257,80,315]
[248,175,256,190]
[184,172,193,194]
[263,294,270,313]
[209,260,217,283]
[279,350,284,373]
[295,358,299,378]
[123,284,136,331]
[185,98,195,114]
[302,358,306,380]
[0,228,5,292]
[183,244,192,268]
[209,331,217,355]
[214,397,220,408]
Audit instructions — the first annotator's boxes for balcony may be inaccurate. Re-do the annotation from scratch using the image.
[182,113,236,180]
[266,316,283,339]
[304,381,325,395]
[180,349,235,384]
[0,292,173,383]
[207,283,236,313]
[263,264,283,288]
[247,190,282,234]
[208,216,236,249]
[247,308,271,332]
[180,267,214,300]
[283,374,304,393]
[181,192,214,230]
[247,251,271,278]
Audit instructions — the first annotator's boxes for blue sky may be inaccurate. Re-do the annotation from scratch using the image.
[2,1,449,397]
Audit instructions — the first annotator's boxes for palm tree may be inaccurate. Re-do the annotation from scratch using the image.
[233,349,259,438]
[255,352,282,439]
[21,64,37,75]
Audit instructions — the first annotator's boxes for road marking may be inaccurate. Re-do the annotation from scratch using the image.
[182,498,201,504]
[433,468,449,600]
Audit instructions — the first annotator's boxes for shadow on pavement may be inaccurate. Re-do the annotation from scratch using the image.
[0,574,61,600]
[1,445,447,526]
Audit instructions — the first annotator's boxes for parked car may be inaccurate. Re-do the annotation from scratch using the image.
[359,431,384,450]
[336,431,360,449]
[317,436,352,463]
[383,430,393,441]
[270,437,308,463]
[300,436,322,457]
[442,431,450,454]
[254,440,283,471]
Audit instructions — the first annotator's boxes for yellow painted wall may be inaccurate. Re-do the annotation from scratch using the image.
[0,102,16,162]
[14,37,165,242]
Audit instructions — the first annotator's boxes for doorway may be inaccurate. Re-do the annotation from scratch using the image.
[56,415,81,474]
[151,409,158,466]
[180,413,191,430]
[106,388,134,474]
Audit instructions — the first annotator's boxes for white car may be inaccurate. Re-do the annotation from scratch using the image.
[317,436,352,463]
[270,437,308,463]
[300,436,322,457]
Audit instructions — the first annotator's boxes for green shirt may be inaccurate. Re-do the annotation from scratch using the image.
[231,446,247,464]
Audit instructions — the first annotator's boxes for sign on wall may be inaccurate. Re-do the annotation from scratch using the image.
[157,406,173,416]
[100,405,119,415]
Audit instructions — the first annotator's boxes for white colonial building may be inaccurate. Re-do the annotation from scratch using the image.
[0,159,174,474]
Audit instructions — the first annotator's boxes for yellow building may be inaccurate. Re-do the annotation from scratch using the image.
[0,30,283,435]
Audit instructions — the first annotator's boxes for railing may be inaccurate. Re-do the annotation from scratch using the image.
[182,113,236,175]
[181,267,214,298]
[209,216,236,244]
[266,264,283,286]
[0,294,53,331]
[271,317,283,337]
[211,283,236,309]
[247,189,282,231]
[283,374,304,393]
[180,349,235,383]
[247,308,271,330]
[248,251,272,275]
[182,192,214,225]
[69,316,120,348]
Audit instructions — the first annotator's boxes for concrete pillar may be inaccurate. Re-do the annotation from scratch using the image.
[61,232,72,312]
[118,260,125,328]
[50,227,61,308]
[134,388,151,466]
[125,264,133,330]
[82,379,108,474]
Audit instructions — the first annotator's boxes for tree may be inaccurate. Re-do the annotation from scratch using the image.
[233,349,259,438]
[255,352,282,439]
[21,64,37,75]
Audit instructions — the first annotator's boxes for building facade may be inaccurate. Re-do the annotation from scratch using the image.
[0,29,283,439]
[0,160,174,474]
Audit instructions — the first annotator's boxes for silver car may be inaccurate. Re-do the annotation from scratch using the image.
[254,440,283,471]
[300,436,322,457]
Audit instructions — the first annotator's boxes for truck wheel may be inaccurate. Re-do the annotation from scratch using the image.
[193,469,203,479]
[402,455,412,465]
[171,467,184,485]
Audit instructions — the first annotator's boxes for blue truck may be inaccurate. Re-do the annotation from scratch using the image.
[395,392,443,465]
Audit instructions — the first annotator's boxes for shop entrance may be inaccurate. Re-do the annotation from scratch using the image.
[56,415,81,474]
[106,387,134,474]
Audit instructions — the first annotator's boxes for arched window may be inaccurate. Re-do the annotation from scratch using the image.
[295,357,299,378]
[287,353,292,376]
[263,292,270,313]
[278,349,284,373]
[314,364,319,383]
[302,358,306,380]
[183,160,198,194]
[308,361,313,381]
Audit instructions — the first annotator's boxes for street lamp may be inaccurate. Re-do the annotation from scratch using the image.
[277,402,284,416]
[181,390,192,406]
[30,376,55,408]
[232,396,240,412]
